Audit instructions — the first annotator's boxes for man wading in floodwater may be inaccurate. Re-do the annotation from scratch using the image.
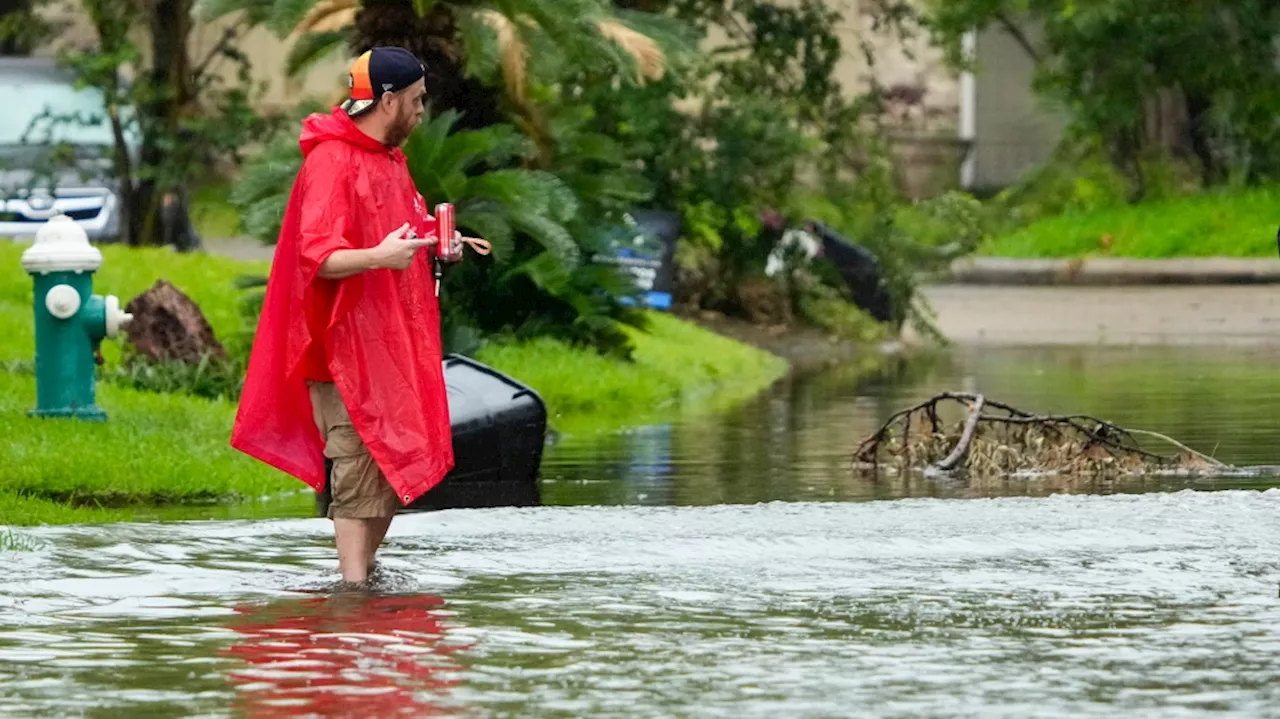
[230,47,485,584]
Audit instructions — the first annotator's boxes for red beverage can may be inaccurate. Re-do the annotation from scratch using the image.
[435,203,458,261]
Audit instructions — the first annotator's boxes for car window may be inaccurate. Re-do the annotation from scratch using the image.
[0,80,121,147]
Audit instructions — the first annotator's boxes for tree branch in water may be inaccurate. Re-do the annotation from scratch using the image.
[854,392,1229,477]
[934,394,984,471]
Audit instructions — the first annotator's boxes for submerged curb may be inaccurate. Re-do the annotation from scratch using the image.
[947,257,1280,286]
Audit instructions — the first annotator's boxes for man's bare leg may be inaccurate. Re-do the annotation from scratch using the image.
[365,515,394,576]
[334,518,376,583]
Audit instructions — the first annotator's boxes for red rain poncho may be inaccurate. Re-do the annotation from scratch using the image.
[230,108,453,505]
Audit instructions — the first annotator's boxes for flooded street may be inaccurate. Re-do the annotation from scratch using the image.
[6,494,1280,717]
[6,287,1280,717]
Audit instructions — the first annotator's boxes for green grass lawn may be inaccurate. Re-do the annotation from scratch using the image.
[0,241,267,366]
[979,184,1280,258]
[476,312,788,436]
[0,242,793,526]
[0,370,298,515]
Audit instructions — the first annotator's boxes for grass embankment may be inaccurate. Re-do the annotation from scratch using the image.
[979,185,1280,258]
[0,242,788,526]
[476,313,788,436]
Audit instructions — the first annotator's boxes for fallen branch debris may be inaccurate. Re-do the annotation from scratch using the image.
[853,392,1230,477]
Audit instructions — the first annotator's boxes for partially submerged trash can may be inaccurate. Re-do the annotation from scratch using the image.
[317,354,547,516]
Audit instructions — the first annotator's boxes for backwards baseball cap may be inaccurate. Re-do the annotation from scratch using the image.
[341,46,426,117]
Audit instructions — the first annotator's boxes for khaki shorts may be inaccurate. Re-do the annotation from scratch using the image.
[308,381,402,519]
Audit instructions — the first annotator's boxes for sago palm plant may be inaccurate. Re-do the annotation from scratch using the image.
[204,0,688,355]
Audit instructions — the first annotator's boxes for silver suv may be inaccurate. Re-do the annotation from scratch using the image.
[0,57,137,244]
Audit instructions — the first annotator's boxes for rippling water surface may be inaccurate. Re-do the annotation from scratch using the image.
[5,344,1280,717]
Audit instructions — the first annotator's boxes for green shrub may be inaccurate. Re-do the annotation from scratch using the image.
[105,351,246,402]
[985,137,1204,235]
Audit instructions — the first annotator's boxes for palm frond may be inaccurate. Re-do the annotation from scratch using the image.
[506,209,581,268]
[452,8,502,82]
[272,0,331,36]
[403,114,534,203]
[402,110,461,181]
[466,168,577,220]
[536,170,580,223]
[587,171,654,204]
[297,0,357,34]
[456,203,516,258]
[571,261,650,307]
[610,7,700,67]
[489,0,601,80]
[476,9,529,106]
[595,18,665,82]
[194,0,273,24]
[501,0,602,39]
[434,123,534,176]
[507,250,573,296]
[228,134,302,207]
[559,132,625,165]
[286,29,348,78]
[241,195,290,242]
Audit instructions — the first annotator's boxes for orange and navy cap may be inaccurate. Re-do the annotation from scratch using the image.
[340,46,426,117]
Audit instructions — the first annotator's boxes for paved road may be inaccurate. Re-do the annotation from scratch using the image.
[203,237,275,262]
[912,284,1280,347]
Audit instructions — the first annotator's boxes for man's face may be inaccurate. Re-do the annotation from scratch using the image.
[384,79,427,147]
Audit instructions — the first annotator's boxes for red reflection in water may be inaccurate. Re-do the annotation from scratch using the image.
[222,592,470,718]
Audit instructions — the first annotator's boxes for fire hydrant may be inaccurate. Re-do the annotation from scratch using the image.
[20,214,134,421]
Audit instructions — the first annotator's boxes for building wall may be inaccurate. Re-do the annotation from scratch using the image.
[710,0,965,197]
[969,20,1066,192]
[189,23,350,113]
[829,0,960,133]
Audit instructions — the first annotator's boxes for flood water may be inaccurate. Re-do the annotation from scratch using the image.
[6,343,1280,717]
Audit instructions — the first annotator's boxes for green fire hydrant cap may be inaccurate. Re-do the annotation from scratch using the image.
[20,214,103,275]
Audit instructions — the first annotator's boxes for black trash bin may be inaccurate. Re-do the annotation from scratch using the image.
[316,354,547,516]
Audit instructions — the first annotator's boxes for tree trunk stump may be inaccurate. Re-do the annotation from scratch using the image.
[123,279,226,364]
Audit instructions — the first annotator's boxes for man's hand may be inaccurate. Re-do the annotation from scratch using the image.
[317,222,435,279]
[372,222,436,270]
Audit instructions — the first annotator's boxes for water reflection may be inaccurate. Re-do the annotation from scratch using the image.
[543,345,1280,506]
[224,591,465,718]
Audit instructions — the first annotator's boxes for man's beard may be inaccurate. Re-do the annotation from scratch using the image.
[385,116,416,147]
